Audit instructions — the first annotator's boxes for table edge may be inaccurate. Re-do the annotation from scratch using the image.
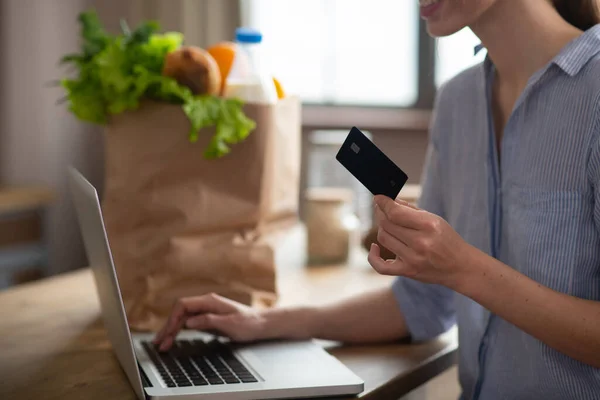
[364,337,459,399]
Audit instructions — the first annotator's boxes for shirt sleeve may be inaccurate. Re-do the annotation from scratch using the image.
[391,87,457,342]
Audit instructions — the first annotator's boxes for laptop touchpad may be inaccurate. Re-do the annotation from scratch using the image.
[238,341,324,375]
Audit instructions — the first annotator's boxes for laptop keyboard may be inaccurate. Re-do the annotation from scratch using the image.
[142,339,258,388]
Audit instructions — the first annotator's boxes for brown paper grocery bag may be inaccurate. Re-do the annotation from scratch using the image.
[101,97,301,332]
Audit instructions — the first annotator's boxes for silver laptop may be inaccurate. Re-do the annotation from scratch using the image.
[68,167,364,400]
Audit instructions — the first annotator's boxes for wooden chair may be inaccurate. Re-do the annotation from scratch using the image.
[0,187,54,288]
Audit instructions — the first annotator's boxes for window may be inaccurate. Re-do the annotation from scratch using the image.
[435,27,487,87]
[241,0,485,108]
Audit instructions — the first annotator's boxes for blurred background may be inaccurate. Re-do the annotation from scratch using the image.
[0,0,485,289]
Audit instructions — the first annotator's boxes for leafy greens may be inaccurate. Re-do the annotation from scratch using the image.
[60,10,255,158]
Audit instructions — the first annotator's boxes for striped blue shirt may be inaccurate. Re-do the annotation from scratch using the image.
[392,25,600,400]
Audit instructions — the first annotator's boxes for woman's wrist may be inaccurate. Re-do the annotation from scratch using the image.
[449,243,514,303]
[444,242,486,295]
[260,305,321,340]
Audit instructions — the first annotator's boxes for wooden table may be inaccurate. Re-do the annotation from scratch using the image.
[0,264,458,400]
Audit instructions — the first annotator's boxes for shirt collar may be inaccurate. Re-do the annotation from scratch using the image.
[473,44,495,80]
[474,43,485,56]
[474,24,600,77]
[553,24,600,76]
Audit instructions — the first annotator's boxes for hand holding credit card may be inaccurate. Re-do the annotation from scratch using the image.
[336,127,408,200]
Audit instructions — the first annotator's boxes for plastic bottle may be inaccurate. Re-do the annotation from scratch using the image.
[223,27,278,105]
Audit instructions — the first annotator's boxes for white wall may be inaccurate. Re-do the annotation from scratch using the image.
[0,0,105,276]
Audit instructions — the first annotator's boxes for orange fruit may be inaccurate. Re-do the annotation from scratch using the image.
[273,77,285,99]
[207,41,237,95]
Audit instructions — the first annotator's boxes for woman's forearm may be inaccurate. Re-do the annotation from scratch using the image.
[457,246,600,368]
[261,286,409,343]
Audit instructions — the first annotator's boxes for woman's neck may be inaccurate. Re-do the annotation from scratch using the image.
[471,0,583,88]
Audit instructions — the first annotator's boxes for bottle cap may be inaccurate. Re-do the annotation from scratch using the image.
[235,27,262,44]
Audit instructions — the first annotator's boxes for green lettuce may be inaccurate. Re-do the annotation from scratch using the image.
[60,10,255,158]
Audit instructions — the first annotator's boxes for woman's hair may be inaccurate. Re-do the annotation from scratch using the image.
[552,0,600,31]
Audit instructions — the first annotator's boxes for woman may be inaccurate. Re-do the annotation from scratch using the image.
[154,0,600,398]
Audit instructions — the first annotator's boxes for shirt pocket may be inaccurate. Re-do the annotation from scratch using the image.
[503,187,586,294]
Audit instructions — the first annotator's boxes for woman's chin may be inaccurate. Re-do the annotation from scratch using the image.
[426,21,466,37]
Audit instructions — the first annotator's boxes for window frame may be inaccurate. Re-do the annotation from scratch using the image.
[302,18,436,130]
[240,2,438,130]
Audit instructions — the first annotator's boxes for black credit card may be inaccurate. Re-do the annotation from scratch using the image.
[336,126,408,199]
